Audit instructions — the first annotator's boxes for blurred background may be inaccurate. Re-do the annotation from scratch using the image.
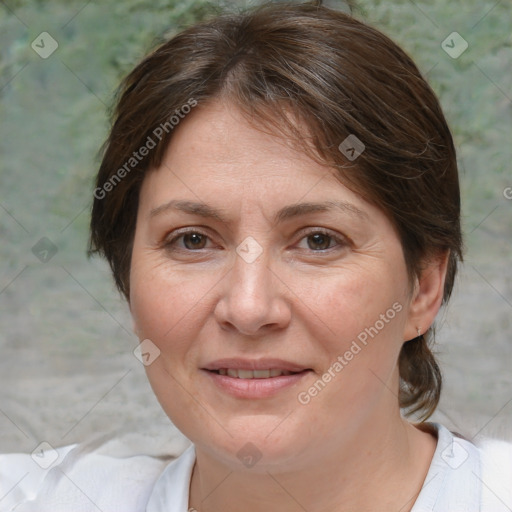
[0,0,511,454]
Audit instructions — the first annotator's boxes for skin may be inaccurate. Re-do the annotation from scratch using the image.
[129,99,448,512]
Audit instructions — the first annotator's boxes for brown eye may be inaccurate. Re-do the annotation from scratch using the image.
[163,230,213,252]
[306,232,335,251]
[295,229,347,254]
[181,232,208,250]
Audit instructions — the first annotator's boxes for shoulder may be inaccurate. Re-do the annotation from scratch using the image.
[478,435,512,510]
[0,445,76,510]
[0,433,192,512]
[412,422,512,512]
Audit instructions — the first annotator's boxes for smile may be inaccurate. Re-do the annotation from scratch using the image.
[202,368,311,399]
[213,368,297,378]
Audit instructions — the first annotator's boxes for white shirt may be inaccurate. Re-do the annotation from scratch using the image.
[1,423,511,511]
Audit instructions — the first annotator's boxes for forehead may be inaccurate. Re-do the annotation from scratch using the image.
[167,101,318,174]
[140,99,358,207]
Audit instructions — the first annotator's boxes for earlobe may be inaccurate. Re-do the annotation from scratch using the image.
[404,250,450,341]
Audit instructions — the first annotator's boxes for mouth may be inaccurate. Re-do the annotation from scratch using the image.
[207,368,303,379]
[201,358,312,398]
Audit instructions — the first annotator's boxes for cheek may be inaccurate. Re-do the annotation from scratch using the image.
[303,267,407,343]
[298,268,409,408]
[129,262,212,427]
[129,256,213,344]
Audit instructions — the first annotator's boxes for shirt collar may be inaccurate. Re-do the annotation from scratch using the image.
[146,444,196,512]
[411,422,481,511]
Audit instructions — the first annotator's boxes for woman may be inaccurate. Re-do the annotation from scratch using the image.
[1,1,511,511]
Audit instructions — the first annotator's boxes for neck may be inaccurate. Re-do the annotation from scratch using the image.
[189,413,437,512]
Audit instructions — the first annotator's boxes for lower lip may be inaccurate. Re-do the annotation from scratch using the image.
[201,369,311,399]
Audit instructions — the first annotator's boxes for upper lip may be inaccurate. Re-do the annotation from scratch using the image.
[202,358,311,373]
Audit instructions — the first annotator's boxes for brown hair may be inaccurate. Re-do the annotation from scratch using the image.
[89,1,463,420]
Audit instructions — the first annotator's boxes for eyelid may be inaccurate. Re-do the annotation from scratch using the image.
[296,226,344,238]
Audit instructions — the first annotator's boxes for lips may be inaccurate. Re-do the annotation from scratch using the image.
[201,358,312,397]
[202,358,310,376]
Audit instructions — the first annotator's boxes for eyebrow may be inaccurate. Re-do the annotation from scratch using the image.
[149,199,368,224]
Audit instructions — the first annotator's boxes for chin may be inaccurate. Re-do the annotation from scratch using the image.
[187,415,311,473]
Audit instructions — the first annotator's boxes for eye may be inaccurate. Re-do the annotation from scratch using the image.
[164,229,213,251]
[162,228,346,254]
[296,230,346,252]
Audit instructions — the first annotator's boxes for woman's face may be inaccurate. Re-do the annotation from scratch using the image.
[130,100,422,470]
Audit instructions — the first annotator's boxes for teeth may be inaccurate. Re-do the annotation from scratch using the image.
[217,369,295,379]
[253,369,270,378]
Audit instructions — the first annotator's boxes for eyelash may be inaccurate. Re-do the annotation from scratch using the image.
[163,228,347,253]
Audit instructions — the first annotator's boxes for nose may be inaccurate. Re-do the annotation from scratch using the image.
[213,247,291,336]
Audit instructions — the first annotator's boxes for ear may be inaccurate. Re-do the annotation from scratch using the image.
[403,250,450,342]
